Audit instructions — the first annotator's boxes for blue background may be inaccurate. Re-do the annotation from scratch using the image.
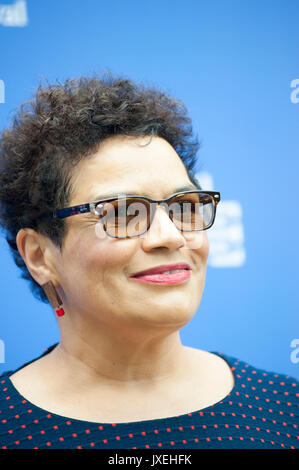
[0,0,298,378]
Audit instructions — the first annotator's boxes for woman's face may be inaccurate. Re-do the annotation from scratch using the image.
[52,136,209,333]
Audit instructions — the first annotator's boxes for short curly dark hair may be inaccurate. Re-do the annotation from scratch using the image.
[0,72,201,304]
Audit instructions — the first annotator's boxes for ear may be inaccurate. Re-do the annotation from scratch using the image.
[16,228,59,287]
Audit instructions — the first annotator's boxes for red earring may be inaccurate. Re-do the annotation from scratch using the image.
[42,281,65,317]
[55,307,65,317]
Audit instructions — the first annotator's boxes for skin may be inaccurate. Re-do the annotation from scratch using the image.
[12,135,234,423]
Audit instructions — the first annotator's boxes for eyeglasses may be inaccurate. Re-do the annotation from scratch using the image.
[52,190,220,238]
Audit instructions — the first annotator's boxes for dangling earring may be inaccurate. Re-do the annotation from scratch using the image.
[42,281,65,317]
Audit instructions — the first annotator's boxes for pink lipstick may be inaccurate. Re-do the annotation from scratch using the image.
[129,263,191,285]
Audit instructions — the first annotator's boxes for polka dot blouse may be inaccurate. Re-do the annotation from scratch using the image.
[0,344,298,449]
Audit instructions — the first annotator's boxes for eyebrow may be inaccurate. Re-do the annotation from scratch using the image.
[91,184,200,201]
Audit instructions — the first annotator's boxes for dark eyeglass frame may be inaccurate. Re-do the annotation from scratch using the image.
[52,190,221,238]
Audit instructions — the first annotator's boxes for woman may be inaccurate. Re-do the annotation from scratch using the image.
[0,74,297,449]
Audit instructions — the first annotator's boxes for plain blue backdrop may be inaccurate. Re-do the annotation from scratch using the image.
[0,0,298,378]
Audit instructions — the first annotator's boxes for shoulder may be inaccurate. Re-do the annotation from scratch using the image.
[0,369,13,379]
[0,343,59,406]
[213,350,298,406]
[217,350,299,381]
[0,368,21,425]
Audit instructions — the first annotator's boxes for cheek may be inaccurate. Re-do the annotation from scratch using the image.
[183,230,210,262]
[201,232,210,261]
[63,233,138,277]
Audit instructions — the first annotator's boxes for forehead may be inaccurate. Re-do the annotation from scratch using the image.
[70,136,194,202]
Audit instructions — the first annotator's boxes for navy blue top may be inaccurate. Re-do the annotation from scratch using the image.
[0,343,298,449]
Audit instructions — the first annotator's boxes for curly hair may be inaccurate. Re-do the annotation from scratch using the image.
[0,72,201,303]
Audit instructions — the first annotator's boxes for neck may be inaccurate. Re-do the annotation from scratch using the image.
[49,319,193,388]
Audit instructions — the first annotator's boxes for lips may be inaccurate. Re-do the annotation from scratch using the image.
[130,263,191,278]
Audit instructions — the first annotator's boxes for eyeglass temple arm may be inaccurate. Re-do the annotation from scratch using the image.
[53,202,94,219]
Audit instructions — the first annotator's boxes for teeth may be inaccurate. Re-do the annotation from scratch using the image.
[134,268,187,277]
[161,269,184,274]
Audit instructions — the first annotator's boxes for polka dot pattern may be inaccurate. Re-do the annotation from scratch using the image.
[0,345,298,449]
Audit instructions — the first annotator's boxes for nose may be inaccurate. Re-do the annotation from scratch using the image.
[140,202,186,251]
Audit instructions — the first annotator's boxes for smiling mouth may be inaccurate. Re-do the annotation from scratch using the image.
[130,263,190,278]
[129,269,191,285]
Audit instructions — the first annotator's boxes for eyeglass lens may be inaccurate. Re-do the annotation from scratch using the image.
[95,193,215,238]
